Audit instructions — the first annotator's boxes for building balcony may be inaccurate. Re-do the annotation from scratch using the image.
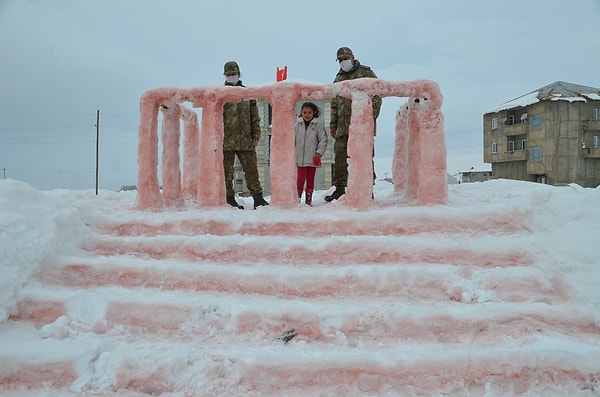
[495,122,528,136]
[584,119,600,131]
[582,147,600,159]
[489,149,529,163]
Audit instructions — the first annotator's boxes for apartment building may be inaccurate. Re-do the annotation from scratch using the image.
[483,81,600,187]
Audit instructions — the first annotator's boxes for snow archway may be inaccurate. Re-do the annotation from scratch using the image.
[135,79,446,210]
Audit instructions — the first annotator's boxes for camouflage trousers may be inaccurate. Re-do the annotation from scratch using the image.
[332,136,376,188]
[223,150,262,197]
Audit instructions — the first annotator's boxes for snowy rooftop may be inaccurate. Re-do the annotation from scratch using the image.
[486,81,600,114]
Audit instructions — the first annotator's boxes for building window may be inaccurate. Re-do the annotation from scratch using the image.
[507,115,514,125]
[521,139,527,150]
[594,109,600,120]
[531,146,542,162]
[531,114,542,130]
[491,117,497,129]
[508,141,515,152]
[492,143,498,154]
[594,136,600,148]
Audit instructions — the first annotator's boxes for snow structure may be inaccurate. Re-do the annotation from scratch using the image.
[136,79,447,210]
[7,79,599,396]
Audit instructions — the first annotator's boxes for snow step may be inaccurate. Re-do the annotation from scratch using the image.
[1,332,598,395]
[38,258,567,304]
[95,208,526,238]
[84,234,534,268]
[7,186,597,395]
[11,286,599,344]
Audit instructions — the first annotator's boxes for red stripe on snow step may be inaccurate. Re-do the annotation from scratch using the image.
[86,239,534,268]
[9,300,66,328]
[12,298,600,344]
[40,262,567,304]
[101,213,525,237]
[0,362,76,388]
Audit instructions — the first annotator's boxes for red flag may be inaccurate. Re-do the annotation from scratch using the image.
[276,66,287,82]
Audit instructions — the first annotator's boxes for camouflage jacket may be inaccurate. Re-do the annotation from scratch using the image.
[330,59,382,138]
[223,80,261,151]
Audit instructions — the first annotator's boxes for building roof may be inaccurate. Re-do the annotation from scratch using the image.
[486,81,600,113]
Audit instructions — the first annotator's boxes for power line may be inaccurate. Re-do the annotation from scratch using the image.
[1,113,97,122]
[0,125,95,133]
[102,113,139,120]
[96,110,99,195]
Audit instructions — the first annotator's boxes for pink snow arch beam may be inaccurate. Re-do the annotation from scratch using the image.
[135,79,446,210]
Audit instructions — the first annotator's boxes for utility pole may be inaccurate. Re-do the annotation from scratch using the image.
[95,110,99,195]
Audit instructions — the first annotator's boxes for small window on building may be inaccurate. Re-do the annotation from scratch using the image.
[491,117,497,129]
[594,135,600,148]
[594,109,600,120]
[521,139,527,150]
[531,146,542,162]
[492,143,498,154]
[531,114,542,130]
[508,141,515,152]
[507,115,514,125]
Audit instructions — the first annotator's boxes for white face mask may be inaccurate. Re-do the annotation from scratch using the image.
[225,75,239,84]
[340,59,353,72]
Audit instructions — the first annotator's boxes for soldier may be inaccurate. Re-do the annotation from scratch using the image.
[325,47,382,202]
[222,61,269,210]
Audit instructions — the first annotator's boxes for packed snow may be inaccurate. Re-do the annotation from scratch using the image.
[1,162,600,396]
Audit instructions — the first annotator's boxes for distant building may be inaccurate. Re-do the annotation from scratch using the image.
[460,170,492,183]
[483,81,600,187]
[233,99,334,196]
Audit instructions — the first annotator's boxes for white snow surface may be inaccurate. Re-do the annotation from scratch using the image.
[1,164,600,396]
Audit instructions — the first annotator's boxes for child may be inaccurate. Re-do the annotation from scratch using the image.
[295,102,328,206]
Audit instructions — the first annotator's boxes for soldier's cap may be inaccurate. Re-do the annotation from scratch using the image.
[336,47,353,61]
[223,61,240,75]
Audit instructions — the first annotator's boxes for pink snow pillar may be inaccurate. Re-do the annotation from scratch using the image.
[393,82,447,205]
[194,88,225,207]
[180,106,200,200]
[346,91,375,207]
[393,103,409,192]
[160,103,182,207]
[135,91,162,210]
[269,85,300,207]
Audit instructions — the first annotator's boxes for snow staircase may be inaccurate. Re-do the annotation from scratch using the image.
[3,203,600,396]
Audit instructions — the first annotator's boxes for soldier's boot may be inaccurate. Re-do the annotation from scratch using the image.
[324,186,345,202]
[253,193,269,209]
[227,195,244,209]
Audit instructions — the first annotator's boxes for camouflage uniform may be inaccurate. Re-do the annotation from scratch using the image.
[221,61,266,208]
[222,93,263,197]
[330,57,382,190]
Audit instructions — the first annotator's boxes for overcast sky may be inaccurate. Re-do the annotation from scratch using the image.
[1,0,599,191]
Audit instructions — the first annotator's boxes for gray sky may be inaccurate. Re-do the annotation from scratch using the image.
[1,0,599,191]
